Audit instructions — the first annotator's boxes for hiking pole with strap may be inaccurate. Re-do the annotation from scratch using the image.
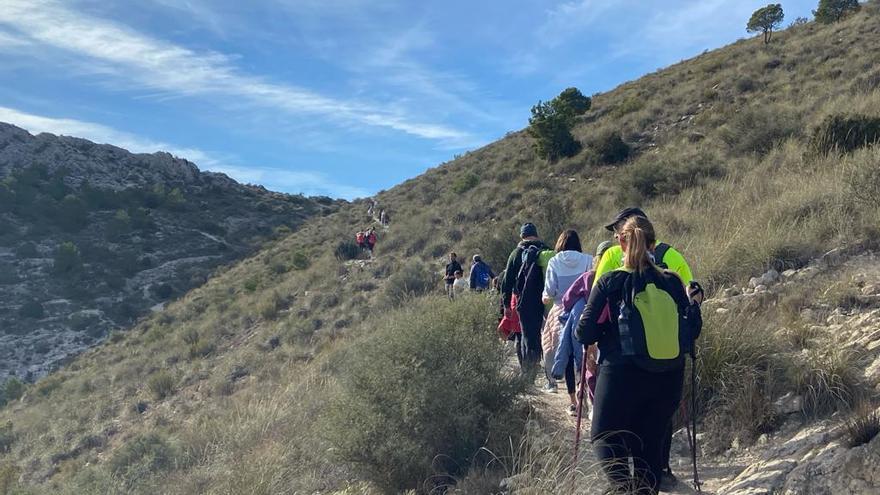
[685,282,704,493]
[573,348,589,466]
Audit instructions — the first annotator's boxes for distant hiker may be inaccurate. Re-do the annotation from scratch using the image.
[355,230,367,251]
[576,216,702,495]
[540,230,591,406]
[366,228,378,255]
[594,207,696,491]
[379,209,389,227]
[469,254,495,292]
[444,252,462,300]
[453,270,469,295]
[501,223,554,372]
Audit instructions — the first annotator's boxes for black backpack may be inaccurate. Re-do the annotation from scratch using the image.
[654,242,671,269]
[515,245,545,311]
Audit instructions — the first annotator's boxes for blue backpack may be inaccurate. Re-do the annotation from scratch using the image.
[473,262,491,289]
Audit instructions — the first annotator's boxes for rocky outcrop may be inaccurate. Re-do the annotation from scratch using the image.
[0,123,341,379]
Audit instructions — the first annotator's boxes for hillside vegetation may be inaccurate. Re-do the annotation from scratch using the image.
[0,124,339,381]
[2,3,880,493]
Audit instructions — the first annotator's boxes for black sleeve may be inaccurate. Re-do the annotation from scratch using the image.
[501,249,520,307]
[664,273,703,348]
[575,275,612,345]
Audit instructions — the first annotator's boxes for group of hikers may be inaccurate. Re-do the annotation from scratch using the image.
[366,199,390,227]
[443,252,496,299]
[355,227,378,255]
[486,207,704,494]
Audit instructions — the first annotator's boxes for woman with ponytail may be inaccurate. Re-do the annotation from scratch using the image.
[575,216,702,494]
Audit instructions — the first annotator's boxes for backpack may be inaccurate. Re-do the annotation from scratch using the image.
[616,270,694,372]
[514,245,551,311]
[653,242,671,269]
[473,262,491,289]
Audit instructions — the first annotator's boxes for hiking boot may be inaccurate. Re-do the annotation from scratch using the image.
[543,382,557,393]
[568,404,577,416]
[658,470,678,492]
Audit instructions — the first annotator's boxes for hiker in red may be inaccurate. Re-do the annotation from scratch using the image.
[355,231,366,251]
[366,228,377,255]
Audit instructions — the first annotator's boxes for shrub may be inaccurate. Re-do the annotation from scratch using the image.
[3,378,24,403]
[848,151,880,209]
[334,240,361,261]
[618,148,725,201]
[747,4,785,44]
[591,130,631,165]
[811,114,880,156]
[17,299,44,319]
[613,96,645,117]
[52,241,82,275]
[843,403,880,448]
[324,297,522,492]
[147,371,176,400]
[379,262,436,308]
[108,433,179,485]
[243,276,260,293]
[791,348,863,417]
[291,252,310,270]
[719,106,799,155]
[0,422,12,453]
[452,172,480,194]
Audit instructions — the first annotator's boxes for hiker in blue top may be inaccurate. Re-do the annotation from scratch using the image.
[576,216,702,495]
[469,255,495,292]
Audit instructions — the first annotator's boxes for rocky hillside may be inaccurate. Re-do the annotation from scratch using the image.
[1,3,879,494]
[0,123,340,379]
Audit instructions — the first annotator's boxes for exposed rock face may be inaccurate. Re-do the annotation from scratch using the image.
[0,123,340,379]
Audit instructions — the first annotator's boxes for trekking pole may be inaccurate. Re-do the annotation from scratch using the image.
[573,349,589,466]
[686,353,702,493]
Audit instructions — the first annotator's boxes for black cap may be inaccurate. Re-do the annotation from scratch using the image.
[604,207,648,231]
[520,223,538,238]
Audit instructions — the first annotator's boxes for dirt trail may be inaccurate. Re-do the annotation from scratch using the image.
[530,375,750,494]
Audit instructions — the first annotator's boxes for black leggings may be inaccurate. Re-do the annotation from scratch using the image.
[564,356,576,395]
[517,309,543,371]
[591,364,684,494]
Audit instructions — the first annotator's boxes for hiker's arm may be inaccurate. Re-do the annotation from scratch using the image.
[575,278,610,345]
[665,248,694,284]
[542,263,558,304]
[562,272,589,312]
[501,250,518,307]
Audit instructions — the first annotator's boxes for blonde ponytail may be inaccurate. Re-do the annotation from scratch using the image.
[619,216,657,273]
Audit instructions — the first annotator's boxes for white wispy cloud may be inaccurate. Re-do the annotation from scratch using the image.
[0,0,471,145]
[0,106,365,199]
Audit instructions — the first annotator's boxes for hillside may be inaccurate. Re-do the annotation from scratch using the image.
[0,123,340,379]
[1,3,880,494]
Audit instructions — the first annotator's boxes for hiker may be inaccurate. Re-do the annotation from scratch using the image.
[576,216,703,494]
[594,207,695,490]
[366,228,378,255]
[501,223,554,372]
[552,240,613,417]
[453,270,469,295]
[540,230,591,404]
[379,209,389,227]
[469,255,495,292]
[444,252,462,300]
[355,230,366,251]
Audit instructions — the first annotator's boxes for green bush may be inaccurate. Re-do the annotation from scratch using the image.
[52,241,82,276]
[108,433,179,485]
[334,240,361,261]
[452,173,480,194]
[719,106,799,155]
[18,300,44,319]
[379,262,437,308]
[325,296,522,492]
[147,371,176,400]
[811,114,880,156]
[618,148,725,201]
[291,251,310,270]
[591,130,631,165]
[848,150,880,208]
[613,96,645,117]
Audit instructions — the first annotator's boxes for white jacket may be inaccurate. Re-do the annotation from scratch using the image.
[543,251,592,304]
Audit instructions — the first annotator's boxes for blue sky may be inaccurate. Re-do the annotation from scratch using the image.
[0,0,817,199]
